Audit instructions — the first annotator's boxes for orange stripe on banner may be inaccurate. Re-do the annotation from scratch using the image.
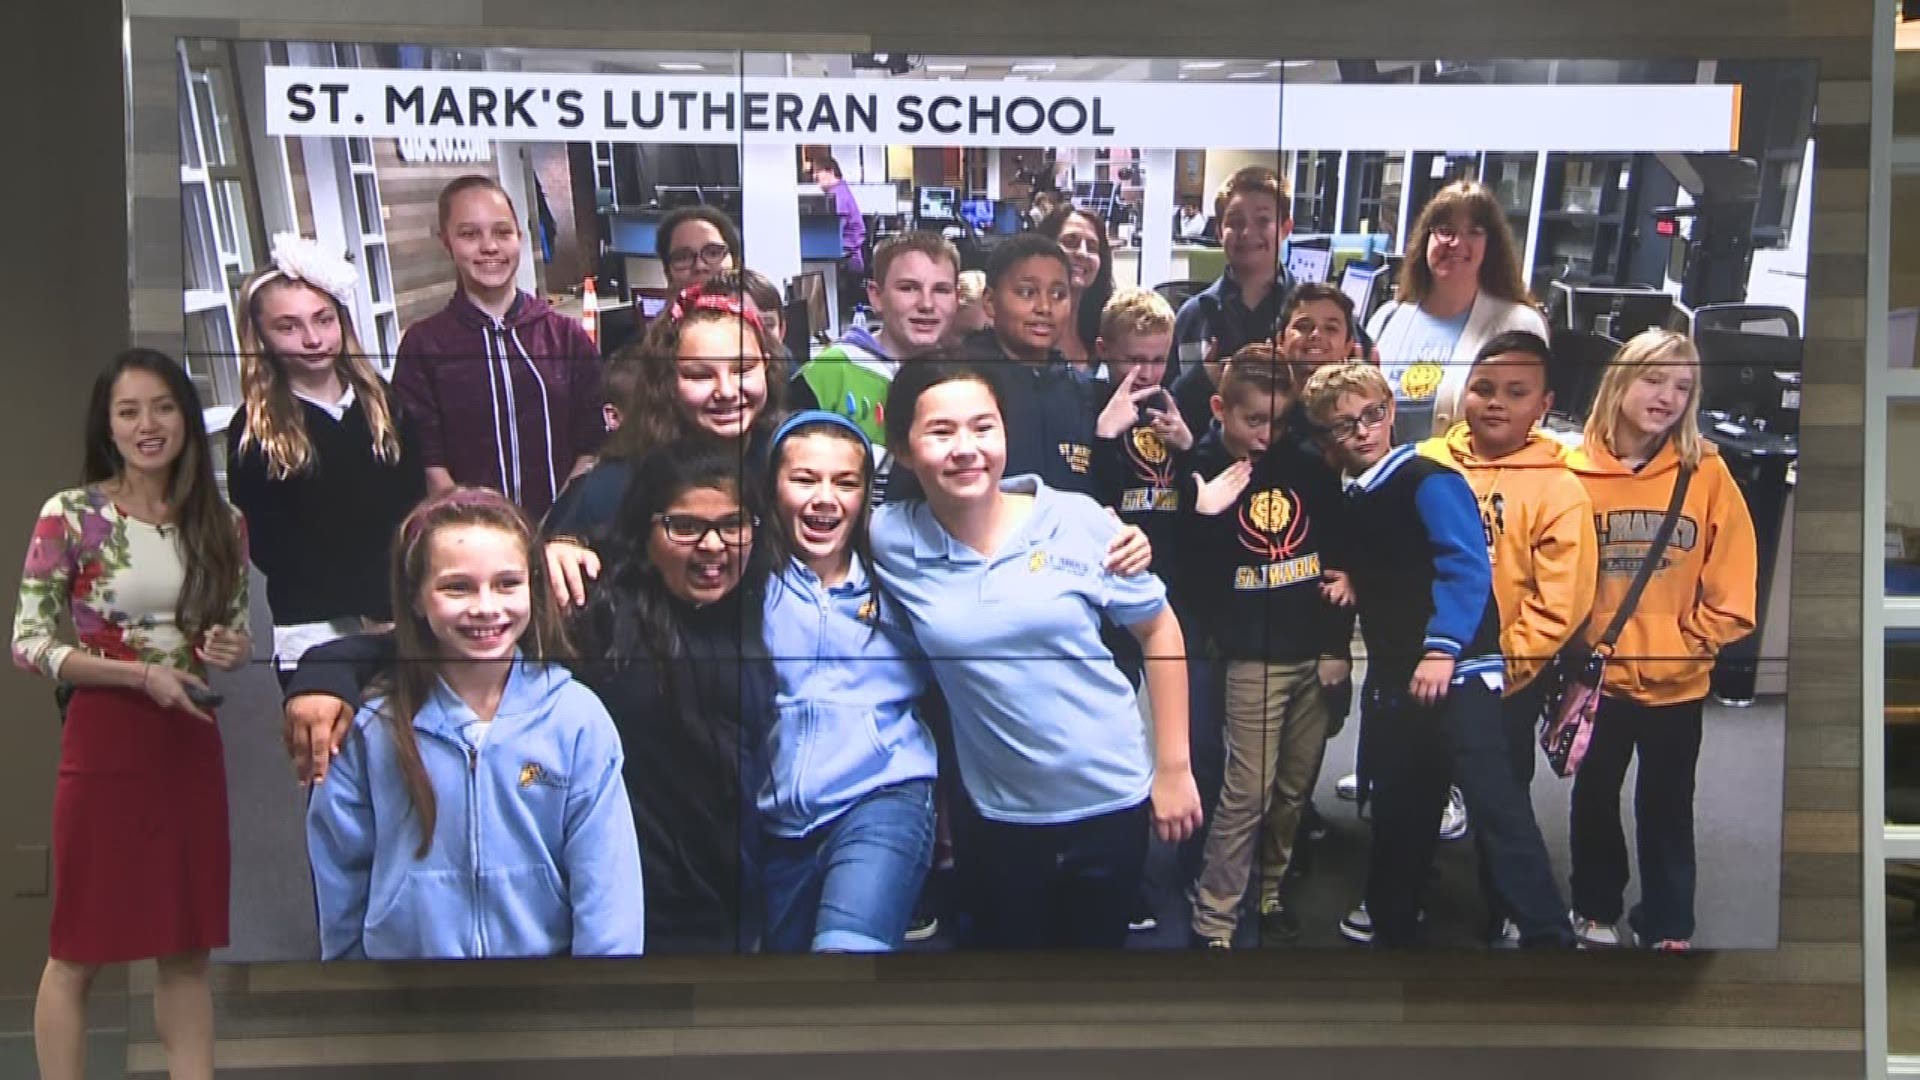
[1730,83,1744,150]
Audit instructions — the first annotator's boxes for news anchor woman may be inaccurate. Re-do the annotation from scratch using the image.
[14,349,251,1080]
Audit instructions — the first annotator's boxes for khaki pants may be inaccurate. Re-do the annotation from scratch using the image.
[1190,658,1329,940]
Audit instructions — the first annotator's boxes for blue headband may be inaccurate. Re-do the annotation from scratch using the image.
[767,410,873,469]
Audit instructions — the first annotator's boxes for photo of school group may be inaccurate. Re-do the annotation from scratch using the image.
[15,46,1809,1002]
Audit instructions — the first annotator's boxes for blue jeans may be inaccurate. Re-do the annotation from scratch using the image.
[760,779,935,953]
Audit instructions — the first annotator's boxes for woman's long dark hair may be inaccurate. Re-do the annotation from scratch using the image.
[1038,205,1114,358]
[579,441,771,691]
[84,348,244,638]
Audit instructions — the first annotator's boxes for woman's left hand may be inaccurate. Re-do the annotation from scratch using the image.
[1102,519,1153,577]
[1150,766,1203,844]
[196,625,251,672]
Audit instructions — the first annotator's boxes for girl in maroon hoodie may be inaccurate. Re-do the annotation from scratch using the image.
[392,176,604,521]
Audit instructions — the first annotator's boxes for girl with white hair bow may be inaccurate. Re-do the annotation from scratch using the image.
[227,233,426,694]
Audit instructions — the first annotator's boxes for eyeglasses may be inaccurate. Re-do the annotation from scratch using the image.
[1430,224,1486,244]
[1321,400,1391,442]
[667,243,731,273]
[652,512,757,546]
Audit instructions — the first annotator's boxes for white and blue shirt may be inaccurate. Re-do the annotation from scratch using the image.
[870,475,1167,825]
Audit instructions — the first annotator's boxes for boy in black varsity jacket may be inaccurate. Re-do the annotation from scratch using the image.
[1302,362,1572,949]
[1183,346,1349,948]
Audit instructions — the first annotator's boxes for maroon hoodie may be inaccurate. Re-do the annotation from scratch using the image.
[391,290,605,521]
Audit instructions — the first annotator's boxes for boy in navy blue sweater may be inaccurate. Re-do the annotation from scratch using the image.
[1183,347,1349,947]
[1302,362,1572,949]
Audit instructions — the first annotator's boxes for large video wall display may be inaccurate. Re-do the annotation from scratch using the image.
[156,41,1812,960]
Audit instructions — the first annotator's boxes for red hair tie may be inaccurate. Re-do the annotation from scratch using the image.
[667,284,765,334]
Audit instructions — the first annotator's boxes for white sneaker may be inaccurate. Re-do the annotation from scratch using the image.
[1335,773,1360,801]
[1339,903,1373,944]
[1438,786,1469,841]
[1342,901,1424,945]
[1492,919,1522,949]
[1572,914,1622,948]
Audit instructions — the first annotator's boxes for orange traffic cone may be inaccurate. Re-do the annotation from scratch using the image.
[580,276,599,346]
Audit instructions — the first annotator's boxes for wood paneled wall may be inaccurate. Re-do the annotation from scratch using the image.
[97,0,1872,1073]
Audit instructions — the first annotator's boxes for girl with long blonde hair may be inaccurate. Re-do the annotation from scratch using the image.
[1565,329,1758,951]
[227,234,425,681]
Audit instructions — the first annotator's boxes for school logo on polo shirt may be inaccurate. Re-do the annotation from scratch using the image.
[1234,487,1322,591]
[1119,425,1179,514]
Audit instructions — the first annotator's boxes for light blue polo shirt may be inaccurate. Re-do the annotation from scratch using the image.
[869,475,1166,825]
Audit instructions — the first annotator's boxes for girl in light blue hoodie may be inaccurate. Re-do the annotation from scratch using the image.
[306,488,644,959]
[757,412,940,953]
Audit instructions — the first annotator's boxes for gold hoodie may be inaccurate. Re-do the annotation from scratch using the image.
[1419,423,1597,694]
[1566,437,1758,706]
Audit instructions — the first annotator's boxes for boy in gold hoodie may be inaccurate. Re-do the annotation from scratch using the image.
[1419,330,1595,945]
[1566,329,1758,951]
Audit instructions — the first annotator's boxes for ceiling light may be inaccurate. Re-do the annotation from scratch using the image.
[1009,63,1055,73]
[1228,71,1266,79]
[1182,61,1226,70]
[658,62,705,72]
[926,63,967,72]
[1265,60,1316,68]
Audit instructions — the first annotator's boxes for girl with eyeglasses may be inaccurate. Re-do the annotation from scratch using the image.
[656,206,744,296]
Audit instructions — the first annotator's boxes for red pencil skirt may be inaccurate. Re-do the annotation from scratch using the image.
[49,686,230,964]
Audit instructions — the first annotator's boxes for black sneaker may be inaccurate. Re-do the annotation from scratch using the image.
[1257,898,1301,945]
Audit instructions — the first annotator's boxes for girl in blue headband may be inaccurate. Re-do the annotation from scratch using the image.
[755,410,940,951]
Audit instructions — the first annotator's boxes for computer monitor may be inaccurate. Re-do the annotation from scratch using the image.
[798,214,844,261]
[1565,286,1687,341]
[917,186,957,222]
[1693,327,1804,435]
[1288,247,1333,285]
[1340,263,1386,324]
[958,198,994,230]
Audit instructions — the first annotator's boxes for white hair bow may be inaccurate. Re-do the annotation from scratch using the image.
[247,233,359,307]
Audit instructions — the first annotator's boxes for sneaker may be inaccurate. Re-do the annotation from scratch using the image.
[1650,938,1694,953]
[1339,903,1374,944]
[1571,913,1622,949]
[1127,895,1159,933]
[1438,787,1469,842]
[1492,919,1522,949]
[1335,773,1360,801]
[903,873,944,942]
[1340,902,1424,944]
[1258,898,1301,944]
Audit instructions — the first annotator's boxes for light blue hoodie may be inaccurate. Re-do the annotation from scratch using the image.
[306,656,646,959]
[758,557,940,838]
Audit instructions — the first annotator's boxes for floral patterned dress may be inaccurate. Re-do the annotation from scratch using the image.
[12,486,249,963]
